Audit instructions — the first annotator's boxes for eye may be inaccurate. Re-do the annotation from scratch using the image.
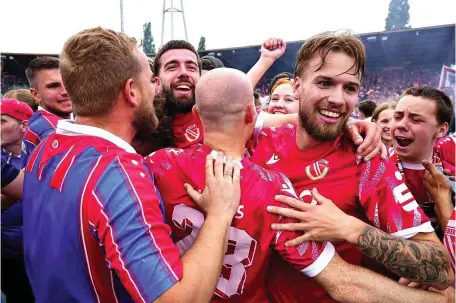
[318,81,330,88]
[345,86,358,94]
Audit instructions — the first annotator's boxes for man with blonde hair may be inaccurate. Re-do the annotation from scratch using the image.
[22,27,241,303]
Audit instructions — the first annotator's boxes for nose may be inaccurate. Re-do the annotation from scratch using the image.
[327,87,345,107]
[396,118,409,131]
[60,84,69,97]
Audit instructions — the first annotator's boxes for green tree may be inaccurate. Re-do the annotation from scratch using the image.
[385,0,411,31]
[198,36,206,51]
[143,22,156,54]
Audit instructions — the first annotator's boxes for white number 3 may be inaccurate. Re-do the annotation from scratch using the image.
[172,204,257,298]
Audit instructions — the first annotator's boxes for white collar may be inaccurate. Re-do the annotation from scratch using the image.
[401,162,425,170]
[56,120,136,154]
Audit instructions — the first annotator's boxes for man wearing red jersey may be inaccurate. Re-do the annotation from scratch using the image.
[251,31,453,302]
[149,39,384,160]
[146,68,448,303]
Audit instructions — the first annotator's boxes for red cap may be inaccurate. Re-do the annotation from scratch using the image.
[1,98,34,121]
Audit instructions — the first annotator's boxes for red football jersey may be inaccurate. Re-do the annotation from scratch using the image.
[146,144,335,303]
[171,112,203,148]
[434,135,456,171]
[444,208,455,270]
[250,125,432,303]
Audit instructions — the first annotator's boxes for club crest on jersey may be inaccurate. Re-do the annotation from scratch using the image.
[184,124,200,142]
[305,159,329,180]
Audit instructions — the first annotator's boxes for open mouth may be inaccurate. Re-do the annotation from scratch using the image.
[272,110,287,115]
[395,136,413,147]
[58,100,72,107]
[318,109,342,119]
[174,83,193,93]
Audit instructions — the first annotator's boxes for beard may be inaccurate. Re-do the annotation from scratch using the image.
[161,78,196,115]
[298,97,349,142]
[132,88,159,142]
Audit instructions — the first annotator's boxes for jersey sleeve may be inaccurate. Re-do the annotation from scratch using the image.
[358,156,433,239]
[444,208,455,270]
[87,154,182,303]
[434,136,456,173]
[272,173,335,277]
[1,153,20,188]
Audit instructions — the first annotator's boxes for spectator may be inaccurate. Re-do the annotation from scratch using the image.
[200,55,224,75]
[371,101,397,148]
[357,99,377,120]
[267,77,298,115]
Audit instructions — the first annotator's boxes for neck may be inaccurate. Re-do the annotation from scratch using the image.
[295,127,323,150]
[383,140,393,148]
[203,132,245,161]
[75,115,135,145]
[41,106,71,119]
[2,141,22,156]
[399,149,433,164]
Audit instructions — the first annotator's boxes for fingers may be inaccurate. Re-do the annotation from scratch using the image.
[271,222,309,232]
[205,154,215,183]
[264,38,284,50]
[311,188,329,205]
[232,162,241,186]
[358,122,381,160]
[224,155,234,179]
[184,183,202,204]
[380,143,388,160]
[398,277,412,286]
[285,233,313,247]
[267,205,307,221]
[214,152,224,178]
[346,123,364,146]
[422,160,441,177]
[274,195,312,211]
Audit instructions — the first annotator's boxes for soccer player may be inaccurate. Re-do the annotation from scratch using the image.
[21,56,73,168]
[151,38,383,160]
[0,98,35,302]
[22,27,241,303]
[146,68,449,303]
[249,31,453,302]
[388,87,454,236]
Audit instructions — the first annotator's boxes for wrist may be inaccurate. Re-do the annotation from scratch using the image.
[343,216,367,244]
[258,55,276,66]
[205,211,234,225]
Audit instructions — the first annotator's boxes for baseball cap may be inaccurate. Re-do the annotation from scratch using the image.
[201,55,225,71]
[268,72,293,95]
[1,98,34,121]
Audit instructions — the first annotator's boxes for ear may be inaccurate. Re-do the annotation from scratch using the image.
[20,121,29,133]
[244,104,255,124]
[153,76,161,95]
[435,122,449,140]
[30,88,41,104]
[123,78,139,107]
[293,77,301,100]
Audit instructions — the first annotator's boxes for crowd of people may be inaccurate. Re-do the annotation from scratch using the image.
[1,27,455,303]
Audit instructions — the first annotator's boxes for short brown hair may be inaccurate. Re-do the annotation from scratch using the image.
[294,30,366,81]
[371,101,397,123]
[357,99,377,118]
[60,27,141,116]
[3,89,38,111]
[400,86,454,125]
[25,56,60,88]
[153,40,201,76]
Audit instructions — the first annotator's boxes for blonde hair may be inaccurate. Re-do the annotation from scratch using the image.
[3,89,37,111]
[371,101,397,123]
[60,27,141,116]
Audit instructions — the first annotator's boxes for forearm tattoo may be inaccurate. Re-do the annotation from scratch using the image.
[356,225,450,284]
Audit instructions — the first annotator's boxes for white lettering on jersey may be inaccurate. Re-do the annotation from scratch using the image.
[266,154,280,165]
[168,148,184,156]
[280,176,298,198]
[235,205,245,219]
[299,189,317,205]
[393,171,419,211]
[172,204,257,298]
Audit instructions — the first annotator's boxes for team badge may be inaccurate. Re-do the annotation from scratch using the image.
[184,124,200,142]
[305,159,329,180]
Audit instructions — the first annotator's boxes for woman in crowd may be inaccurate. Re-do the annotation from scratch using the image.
[371,101,397,148]
[3,89,37,112]
[267,72,299,115]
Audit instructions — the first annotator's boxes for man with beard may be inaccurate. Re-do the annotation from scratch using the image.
[22,27,242,303]
[249,31,453,302]
[22,56,73,168]
[151,39,384,159]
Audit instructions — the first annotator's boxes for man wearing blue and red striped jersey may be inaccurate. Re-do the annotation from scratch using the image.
[147,68,448,303]
[23,27,241,303]
[21,56,73,168]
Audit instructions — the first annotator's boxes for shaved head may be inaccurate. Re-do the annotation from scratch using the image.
[195,68,254,130]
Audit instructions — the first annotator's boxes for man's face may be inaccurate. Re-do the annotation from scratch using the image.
[32,68,73,117]
[391,95,445,162]
[0,115,25,147]
[132,50,159,139]
[295,51,360,141]
[158,49,200,114]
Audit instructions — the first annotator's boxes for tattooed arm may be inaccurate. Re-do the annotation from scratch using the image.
[354,224,453,288]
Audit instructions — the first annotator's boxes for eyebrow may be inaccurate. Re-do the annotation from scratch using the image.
[45,81,61,88]
[314,75,360,88]
[164,59,198,68]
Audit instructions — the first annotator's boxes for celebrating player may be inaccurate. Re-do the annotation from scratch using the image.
[21,56,73,168]
[250,31,453,302]
[22,27,241,303]
[146,67,448,303]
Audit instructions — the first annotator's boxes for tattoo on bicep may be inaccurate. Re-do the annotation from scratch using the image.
[356,225,450,284]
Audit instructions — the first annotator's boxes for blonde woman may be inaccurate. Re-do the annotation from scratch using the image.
[371,101,397,148]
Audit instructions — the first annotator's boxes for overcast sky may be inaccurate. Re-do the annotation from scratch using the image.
[1,0,455,54]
